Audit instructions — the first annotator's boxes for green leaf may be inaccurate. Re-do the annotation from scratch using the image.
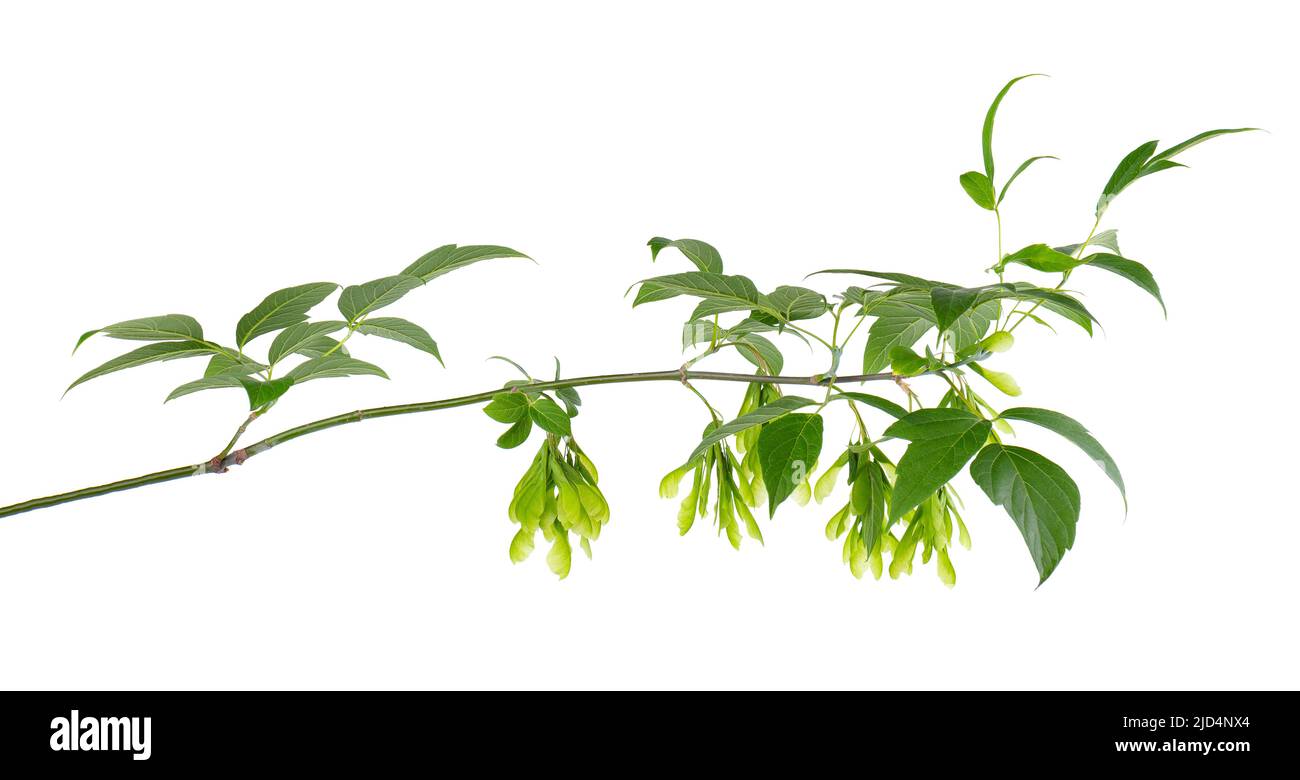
[203,353,266,378]
[528,396,572,436]
[766,286,828,321]
[1143,127,1258,169]
[889,346,927,376]
[862,314,932,374]
[885,409,991,522]
[841,286,885,311]
[828,391,908,419]
[1008,283,1097,335]
[996,155,1058,206]
[734,333,783,375]
[982,74,1045,181]
[866,290,995,352]
[1055,228,1120,257]
[647,237,723,273]
[67,342,215,394]
[484,392,530,423]
[556,386,582,417]
[285,355,388,383]
[267,321,347,366]
[632,272,770,314]
[998,243,1083,274]
[757,413,824,517]
[338,275,423,323]
[997,407,1126,511]
[958,171,996,210]
[401,244,531,283]
[238,376,294,410]
[235,282,339,348]
[969,444,1080,584]
[856,460,888,555]
[687,396,817,464]
[1096,139,1158,217]
[688,297,754,319]
[356,317,443,364]
[930,286,982,333]
[294,335,349,359]
[1080,253,1165,315]
[810,269,940,289]
[496,417,533,449]
[948,299,1000,351]
[682,320,722,350]
[76,314,205,351]
[487,355,532,379]
[165,374,244,402]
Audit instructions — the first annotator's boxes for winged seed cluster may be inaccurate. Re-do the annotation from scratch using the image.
[56,77,1253,586]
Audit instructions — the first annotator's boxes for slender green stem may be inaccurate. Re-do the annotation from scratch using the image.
[1,367,905,521]
[681,380,722,422]
[995,207,1004,269]
[787,322,834,351]
[215,410,262,460]
[0,466,202,519]
[319,320,362,360]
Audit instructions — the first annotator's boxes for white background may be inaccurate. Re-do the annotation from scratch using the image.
[1,1,1295,690]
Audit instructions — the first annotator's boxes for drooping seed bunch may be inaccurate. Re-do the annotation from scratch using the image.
[482,358,610,578]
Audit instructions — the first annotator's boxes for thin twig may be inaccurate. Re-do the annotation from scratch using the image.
[0,367,900,520]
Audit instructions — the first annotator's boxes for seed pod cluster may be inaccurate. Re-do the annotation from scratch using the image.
[820,446,970,587]
[507,437,609,579]
[659,381,787,548]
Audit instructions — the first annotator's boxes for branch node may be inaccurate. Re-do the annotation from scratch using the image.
[233,449,249,466]
[207,456,228,474]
